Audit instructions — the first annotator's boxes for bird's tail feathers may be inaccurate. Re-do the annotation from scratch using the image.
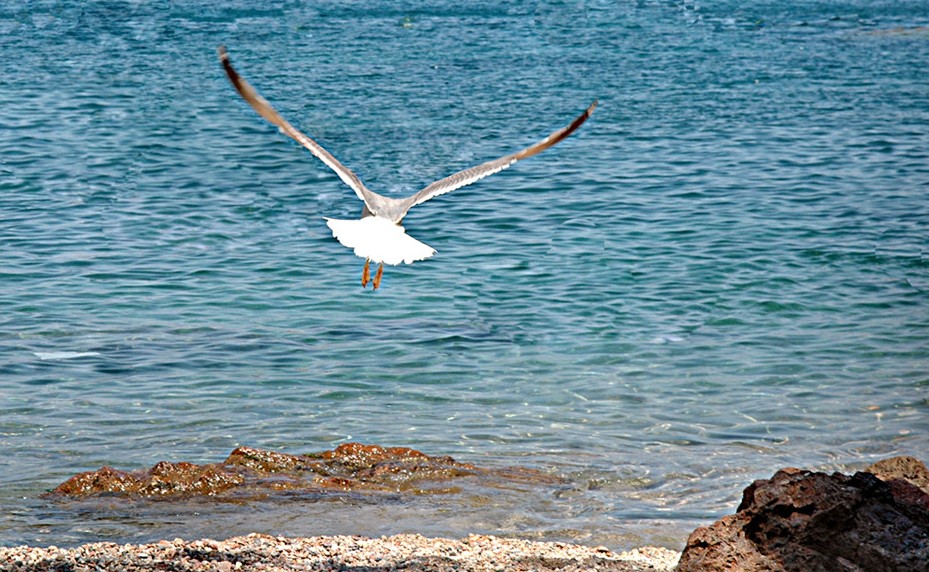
[325,217,436,265]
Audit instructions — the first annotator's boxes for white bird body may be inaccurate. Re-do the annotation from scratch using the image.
[324,217,436,265]
[219,46,596,289]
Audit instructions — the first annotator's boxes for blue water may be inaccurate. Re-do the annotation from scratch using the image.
[2,0,928,550]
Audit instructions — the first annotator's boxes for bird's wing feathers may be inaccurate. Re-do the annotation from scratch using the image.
[219,46,378,208]
[220,46,597,219]
[405,100,598,210]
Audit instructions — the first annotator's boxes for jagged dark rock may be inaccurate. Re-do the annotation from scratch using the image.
[676,458,929,572]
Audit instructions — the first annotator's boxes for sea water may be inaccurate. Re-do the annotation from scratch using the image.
[1,0,927,549]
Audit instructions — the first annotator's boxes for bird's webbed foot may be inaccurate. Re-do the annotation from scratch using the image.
[361,259,371,288]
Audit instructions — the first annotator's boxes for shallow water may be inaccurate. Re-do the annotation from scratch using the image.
[1,0,928,550]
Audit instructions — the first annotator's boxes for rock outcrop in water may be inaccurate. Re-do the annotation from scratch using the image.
[48,443,557,500]
[676,456,929,572]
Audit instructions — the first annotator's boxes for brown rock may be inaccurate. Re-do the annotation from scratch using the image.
[677,463,929,572]
[867,455,929,494]
[319,442,480,486]
[46,442,554,501]
[51,466,137,496]
[321,443,432,465]
[50,461,249,498]
[225,445,307,473]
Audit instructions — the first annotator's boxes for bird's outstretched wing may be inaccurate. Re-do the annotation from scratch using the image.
[404,101,597,210]
[218,46,379,208]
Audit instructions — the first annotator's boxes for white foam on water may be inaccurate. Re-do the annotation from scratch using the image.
[33,351,102,360]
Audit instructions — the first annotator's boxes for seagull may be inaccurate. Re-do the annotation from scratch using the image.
[219,46,596,290]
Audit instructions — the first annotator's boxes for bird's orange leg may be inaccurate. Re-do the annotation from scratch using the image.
[372,263,384,290]
[361,259,371,288]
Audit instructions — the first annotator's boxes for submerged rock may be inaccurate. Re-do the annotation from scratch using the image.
[49,443,558,500]
[676,457,929,572]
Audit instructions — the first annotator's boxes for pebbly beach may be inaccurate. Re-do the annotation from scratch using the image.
[0,534,681,572]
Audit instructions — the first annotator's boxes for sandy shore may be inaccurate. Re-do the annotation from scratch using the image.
[1,533,681,571]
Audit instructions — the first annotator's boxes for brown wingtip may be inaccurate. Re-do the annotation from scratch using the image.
[217,46,247,96]
[509,100,598,162]
[218,46,233,74]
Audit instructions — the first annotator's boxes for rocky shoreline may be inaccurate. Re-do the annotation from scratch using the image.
[3,449,928,571]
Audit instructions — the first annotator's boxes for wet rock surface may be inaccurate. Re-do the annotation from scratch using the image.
[676,456,929,572]
[48,443,558,500]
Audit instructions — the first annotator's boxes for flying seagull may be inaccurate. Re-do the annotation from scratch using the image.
[219,46,596,290]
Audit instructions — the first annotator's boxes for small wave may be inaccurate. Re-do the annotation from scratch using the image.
[34,351,102,360]
[651,335,684,345]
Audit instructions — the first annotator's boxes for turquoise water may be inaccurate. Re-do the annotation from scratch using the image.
[2,0,928,550]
